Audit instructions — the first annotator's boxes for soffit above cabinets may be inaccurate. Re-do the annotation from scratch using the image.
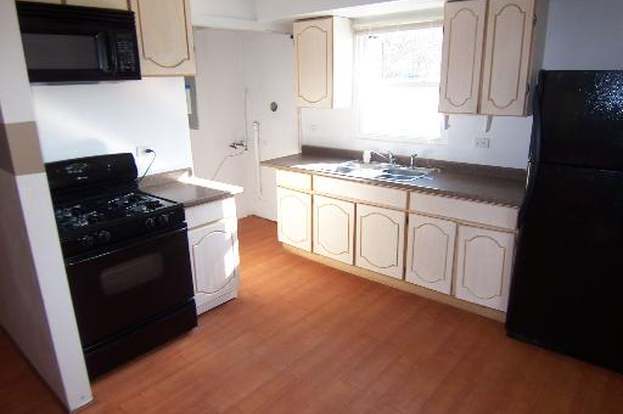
[190,0,445,34]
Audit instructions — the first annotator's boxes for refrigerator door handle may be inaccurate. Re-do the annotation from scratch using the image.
[518,71,545,229]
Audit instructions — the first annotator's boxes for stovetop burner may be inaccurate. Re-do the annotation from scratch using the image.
[55,192,176,233]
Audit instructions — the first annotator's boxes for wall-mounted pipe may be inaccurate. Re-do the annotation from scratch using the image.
[252,120,262,197]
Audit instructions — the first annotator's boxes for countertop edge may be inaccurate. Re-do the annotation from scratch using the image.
[261,159,523,209]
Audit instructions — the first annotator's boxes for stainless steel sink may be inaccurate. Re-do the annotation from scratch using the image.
[301,160,438,183]
[383,167,433,177]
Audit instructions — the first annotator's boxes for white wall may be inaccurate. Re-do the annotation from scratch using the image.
[0,1,92,411]
[542,0,623,70]
[191,0,257,21]
[190,28,298,220]
[302,110,533,169]
[256,0,399,21]
[32,77,193,175]
[190,29,249,216]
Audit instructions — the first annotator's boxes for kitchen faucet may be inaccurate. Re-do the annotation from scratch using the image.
[369,150,396,165]
[409,153,419,168]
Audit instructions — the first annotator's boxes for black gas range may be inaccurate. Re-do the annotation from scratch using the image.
[54,190,186,257]
[47,153,197,378]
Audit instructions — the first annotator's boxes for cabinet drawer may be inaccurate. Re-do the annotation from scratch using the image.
[276,170,312,192]
[314,176,407,210]
[185,197,237,230]
[409,192,518,230]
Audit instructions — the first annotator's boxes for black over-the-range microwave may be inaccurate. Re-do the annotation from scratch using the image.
[16,1,141,83]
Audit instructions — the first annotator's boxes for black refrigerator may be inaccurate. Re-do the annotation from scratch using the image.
[507,70,623,373]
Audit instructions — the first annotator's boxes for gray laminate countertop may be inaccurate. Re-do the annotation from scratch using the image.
[139,170,241,208]
[142,181,233,207]
[262,152,526,208]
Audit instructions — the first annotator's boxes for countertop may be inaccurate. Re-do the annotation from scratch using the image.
[262,152,526,207]
[140,169,243,208]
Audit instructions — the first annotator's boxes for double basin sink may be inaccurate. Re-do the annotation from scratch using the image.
[302,160,439,184]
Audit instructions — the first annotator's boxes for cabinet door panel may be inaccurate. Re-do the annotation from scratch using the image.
[65,0,129,9]
[480,0,535,115]
[313,195,354,264]
[439,0,487,114]
[455,226,515,310]
[189,219,239,295]
[294,17,333,108]
[130,0,196,76]
[277,187,312,252]
[356,204,405,279]
[406,214,456,294]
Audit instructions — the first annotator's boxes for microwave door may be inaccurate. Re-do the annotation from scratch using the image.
[95,32,114,74]
[22,31,114,82]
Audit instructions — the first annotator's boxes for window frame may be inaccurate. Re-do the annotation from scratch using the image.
[353,20,446,145]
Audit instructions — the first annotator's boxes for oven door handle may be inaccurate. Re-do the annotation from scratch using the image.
[66,225,188,267]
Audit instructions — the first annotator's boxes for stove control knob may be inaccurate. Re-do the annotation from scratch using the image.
[145,217,156,229]
[97,230,111,243]
[79,235,95,248]
[157,214,170,226]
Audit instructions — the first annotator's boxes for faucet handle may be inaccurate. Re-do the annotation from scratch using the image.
[386,151,395,164]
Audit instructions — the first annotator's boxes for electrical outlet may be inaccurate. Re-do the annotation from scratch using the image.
[474,137,491,149]
[135,146,151,159]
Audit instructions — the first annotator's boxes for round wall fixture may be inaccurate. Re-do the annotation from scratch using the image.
[270,101,278,112]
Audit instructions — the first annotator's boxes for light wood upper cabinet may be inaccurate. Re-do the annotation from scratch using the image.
[356,204,405,279]
[439,0,487,114]
[313,195,355,265]
[294,17,353,108]
[277,187,312,252]
[31,0,129,9]
[406,214,457,294]
[439,0,542,116]
[65,0,129,9]
[129,0,196,76]
[480,0,536,116]
[454,225,515,311]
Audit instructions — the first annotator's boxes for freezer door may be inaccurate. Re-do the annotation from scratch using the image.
[539,71,623,171]
[507,163,623,373]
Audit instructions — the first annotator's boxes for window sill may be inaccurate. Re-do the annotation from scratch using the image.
[355,134,446,145]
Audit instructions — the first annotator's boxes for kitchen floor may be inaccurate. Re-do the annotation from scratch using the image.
[2,216,623,413]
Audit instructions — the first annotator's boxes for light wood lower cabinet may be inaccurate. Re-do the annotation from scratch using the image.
[356,204,405,279]
[406,214,457,294]
[277,187,312,252]
[454,225,515,311]
[313,195,354,265]
[188,217,239,314]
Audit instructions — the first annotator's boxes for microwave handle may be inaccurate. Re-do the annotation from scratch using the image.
[95,32,114,73]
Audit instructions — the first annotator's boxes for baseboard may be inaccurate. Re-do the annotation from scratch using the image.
[283,244,506,323]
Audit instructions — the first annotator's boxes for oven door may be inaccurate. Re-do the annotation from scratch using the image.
[66,227,194,349]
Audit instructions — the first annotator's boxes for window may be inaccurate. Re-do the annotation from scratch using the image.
[355,23,443,142]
